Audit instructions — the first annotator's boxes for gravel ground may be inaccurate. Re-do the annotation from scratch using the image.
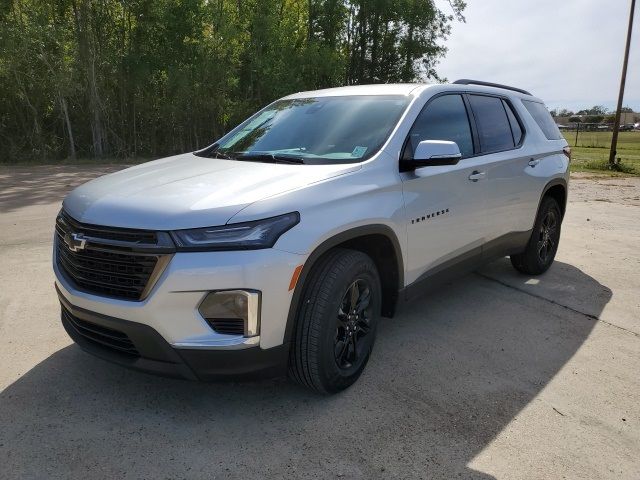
[0,166,639,479]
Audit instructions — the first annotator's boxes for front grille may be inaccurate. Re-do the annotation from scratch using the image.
[57,211,158,244]
[55,211,174,301]
[56,245,158,299]
[63,308,139,356]
[207,318,245,336]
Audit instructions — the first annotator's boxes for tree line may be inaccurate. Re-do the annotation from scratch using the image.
[550,105,638,124]
[0,0,465,162]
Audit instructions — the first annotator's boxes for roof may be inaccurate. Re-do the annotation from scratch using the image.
[283,82,540,102]
[284,83,430,99]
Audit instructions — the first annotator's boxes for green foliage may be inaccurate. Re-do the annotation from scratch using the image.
[582,158,637,175]
[0,0,464,162]
[585,115,604,124]
[576,105,609,116]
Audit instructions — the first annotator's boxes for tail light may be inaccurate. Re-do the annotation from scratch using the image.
[563,146,572,162]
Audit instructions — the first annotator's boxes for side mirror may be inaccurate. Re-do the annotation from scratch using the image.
[402,140,462,170]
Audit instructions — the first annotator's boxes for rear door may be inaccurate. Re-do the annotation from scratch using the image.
[400,94,490,285]
[466,94,536,242]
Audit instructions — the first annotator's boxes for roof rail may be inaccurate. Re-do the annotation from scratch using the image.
[452,79,532,96]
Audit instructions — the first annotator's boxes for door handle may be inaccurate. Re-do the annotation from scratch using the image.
[528,158,541,167]
[468,170,486,182]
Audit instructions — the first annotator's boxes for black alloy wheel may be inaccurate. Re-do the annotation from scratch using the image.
[334,279,373,370]
[537,209,558,264]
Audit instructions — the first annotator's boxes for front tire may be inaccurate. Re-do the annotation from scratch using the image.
[288,248,381,394]
[510,196,562,275]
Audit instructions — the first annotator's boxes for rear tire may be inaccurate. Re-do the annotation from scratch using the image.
[288,248,381,394]
[510,196,562,275]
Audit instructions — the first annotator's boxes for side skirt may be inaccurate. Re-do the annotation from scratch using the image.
[399,230,532,301]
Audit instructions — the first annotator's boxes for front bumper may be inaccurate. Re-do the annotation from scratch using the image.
[58,288,289,380]
[54,245,306,379]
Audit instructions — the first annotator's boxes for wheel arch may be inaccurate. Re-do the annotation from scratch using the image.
[542,178,568,218]
[282,225,404,345]
[535,178,568,224]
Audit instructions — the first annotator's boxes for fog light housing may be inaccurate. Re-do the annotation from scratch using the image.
[198,290,261,337]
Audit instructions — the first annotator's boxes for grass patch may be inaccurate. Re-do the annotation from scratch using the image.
[583,159,637,174]
[563,131,640,176]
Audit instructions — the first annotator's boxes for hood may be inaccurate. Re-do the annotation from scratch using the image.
[63,153,361,230]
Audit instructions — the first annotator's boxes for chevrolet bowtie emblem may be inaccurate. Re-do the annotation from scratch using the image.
[64,232,87,252]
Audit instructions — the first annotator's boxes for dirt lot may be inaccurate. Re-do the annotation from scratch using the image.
[0,166,639,479]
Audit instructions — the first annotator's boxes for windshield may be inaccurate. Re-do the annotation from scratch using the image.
[209,95,410,164]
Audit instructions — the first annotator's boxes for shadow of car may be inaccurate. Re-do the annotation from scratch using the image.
[0,260,611,479]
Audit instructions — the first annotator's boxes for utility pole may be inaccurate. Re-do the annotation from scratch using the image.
[609,0,636,167]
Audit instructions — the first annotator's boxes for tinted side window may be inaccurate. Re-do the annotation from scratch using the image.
[522,100,563,140]
[468,95,514,153]
[503,99,523,145]
[404,94,474,160]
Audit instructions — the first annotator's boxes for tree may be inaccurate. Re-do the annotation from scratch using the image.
[577,105,608,116]
[585,115,605,124]
[0,0,466,162]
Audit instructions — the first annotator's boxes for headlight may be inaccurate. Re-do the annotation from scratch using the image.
[171,212,299,251]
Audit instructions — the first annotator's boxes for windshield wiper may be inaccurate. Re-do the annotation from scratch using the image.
[209,150,236,160]
[237,153,306,164]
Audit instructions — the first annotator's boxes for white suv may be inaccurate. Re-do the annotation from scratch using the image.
[54,80,570,393]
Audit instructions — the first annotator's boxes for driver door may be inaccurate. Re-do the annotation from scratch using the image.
[400,94,489,285]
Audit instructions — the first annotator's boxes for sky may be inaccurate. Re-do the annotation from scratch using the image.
[434,0,639,113]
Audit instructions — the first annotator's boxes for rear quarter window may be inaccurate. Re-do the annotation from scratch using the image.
[522,100,563,140]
